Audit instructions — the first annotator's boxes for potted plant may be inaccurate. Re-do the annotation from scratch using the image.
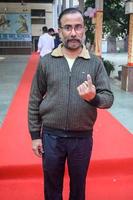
[102,59,115,76]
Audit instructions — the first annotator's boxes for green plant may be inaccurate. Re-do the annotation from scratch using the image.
[102,59,115,76]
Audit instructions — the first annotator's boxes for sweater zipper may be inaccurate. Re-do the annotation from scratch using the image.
[65,71,71,130]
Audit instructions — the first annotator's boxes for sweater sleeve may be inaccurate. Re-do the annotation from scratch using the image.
[89,58,114,109]
[28,60,47,140]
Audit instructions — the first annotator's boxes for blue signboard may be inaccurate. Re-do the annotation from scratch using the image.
[0,13,32,41]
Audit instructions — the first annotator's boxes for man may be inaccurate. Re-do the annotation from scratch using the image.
[37,26,54,57]
[54,32,62,48]
[28,8,114,200]
[48,27,55,36]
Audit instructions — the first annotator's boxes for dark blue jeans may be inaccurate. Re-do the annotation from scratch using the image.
[42,130,93,200]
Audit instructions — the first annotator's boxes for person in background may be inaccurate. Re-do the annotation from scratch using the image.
[48,27,55,36]
[28,8,114,200]
[37,26,54,57]
[48,28,62,48]
[54,32,62,48]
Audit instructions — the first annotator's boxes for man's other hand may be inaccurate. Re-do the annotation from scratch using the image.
[32,139,44,157]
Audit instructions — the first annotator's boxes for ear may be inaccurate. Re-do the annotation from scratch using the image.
[58,28,62,36]
[58,28,63,41]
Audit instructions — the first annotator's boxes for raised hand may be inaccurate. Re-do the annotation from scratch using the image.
[77,74,96,101]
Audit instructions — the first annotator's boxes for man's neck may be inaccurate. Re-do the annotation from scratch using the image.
[62,46,83,59]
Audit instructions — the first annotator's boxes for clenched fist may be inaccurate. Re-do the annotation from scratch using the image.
[32,139,44,157]
[77,74,96,101]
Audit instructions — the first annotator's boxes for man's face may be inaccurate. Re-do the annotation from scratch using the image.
[59,12,85,50]
[49,31,55,36]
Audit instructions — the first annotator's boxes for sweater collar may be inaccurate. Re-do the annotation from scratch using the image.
[51,43,90,59]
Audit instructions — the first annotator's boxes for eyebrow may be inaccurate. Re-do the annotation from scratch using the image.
[61,23,83,26]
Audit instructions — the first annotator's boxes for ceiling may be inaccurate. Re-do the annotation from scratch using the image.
[0,0,54,3]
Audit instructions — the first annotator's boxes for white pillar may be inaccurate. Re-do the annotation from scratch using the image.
[69,0,73,7]
[62,0,67,10]
[52,0,58,29]
[58,0,62,15]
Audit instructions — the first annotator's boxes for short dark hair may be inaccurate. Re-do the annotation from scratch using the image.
[58,8,83,28]
[42,26,48,33]
[48,28,55,33]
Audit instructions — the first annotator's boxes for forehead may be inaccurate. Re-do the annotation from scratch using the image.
[60,12,84,25]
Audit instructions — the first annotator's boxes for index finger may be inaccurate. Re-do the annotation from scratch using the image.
[87,74,92,84]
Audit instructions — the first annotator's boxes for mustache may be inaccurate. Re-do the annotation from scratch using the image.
[67,38,81,42]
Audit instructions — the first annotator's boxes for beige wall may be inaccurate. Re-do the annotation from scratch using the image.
[0,3,53,36]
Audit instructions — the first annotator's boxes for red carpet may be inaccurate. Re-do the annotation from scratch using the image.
[0,53,133,200]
